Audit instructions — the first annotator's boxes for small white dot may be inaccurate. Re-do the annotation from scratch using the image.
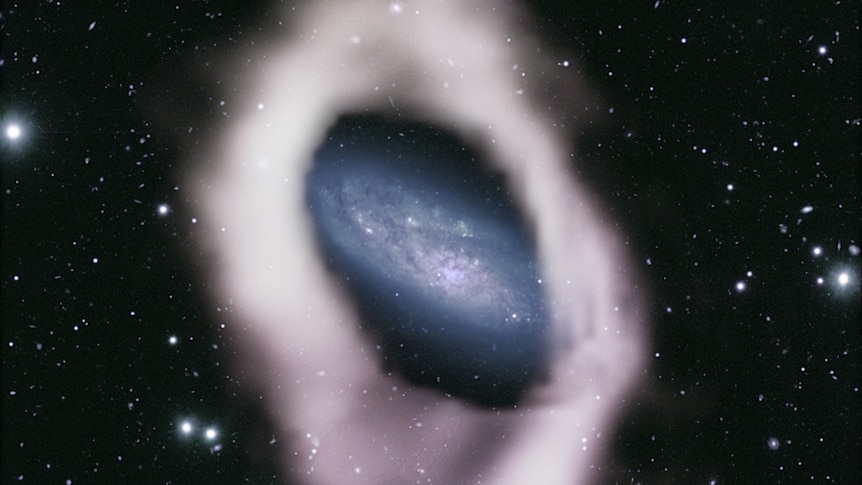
[180,421,193,435]
[158,204,169,215]
[204,428,218,440]
[818,45,828,55]
[812,246,822,256]
[168,335,178,345]
[726,183,734,191]
[736,281,746,292]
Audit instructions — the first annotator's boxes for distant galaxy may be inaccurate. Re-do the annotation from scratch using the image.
[306,116,549,403]
[5,124,21,140]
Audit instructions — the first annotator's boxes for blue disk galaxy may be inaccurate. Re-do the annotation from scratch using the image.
[305,115,549,406]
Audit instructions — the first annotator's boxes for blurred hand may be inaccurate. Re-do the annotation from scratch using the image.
[190,1,648,483]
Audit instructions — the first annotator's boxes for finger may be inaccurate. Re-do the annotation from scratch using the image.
[188,1,648,483]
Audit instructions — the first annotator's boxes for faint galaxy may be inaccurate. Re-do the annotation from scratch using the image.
[305,117,551,405]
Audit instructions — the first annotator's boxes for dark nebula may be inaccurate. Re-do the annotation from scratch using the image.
[306,115,549,406]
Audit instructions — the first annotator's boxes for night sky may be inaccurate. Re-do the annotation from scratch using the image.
[1,1,860,484]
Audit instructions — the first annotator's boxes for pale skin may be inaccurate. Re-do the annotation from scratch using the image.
[188,1,649,483]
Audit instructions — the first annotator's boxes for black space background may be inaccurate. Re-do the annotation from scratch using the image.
[1,1,859,483]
